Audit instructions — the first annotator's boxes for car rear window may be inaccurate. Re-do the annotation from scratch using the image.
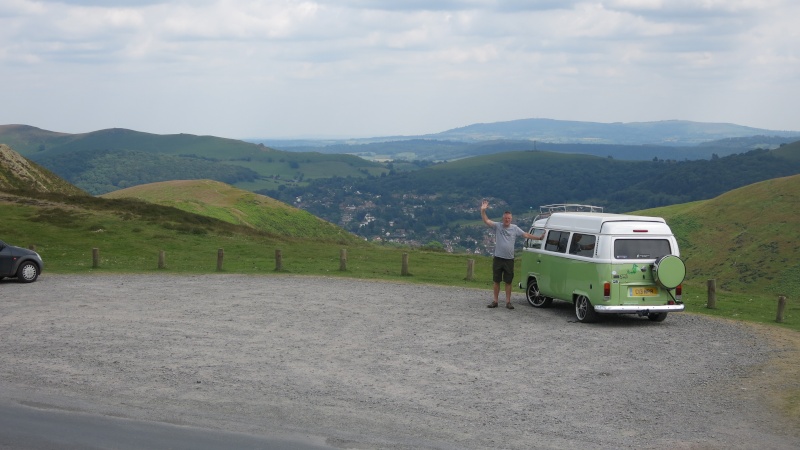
[614,239,671,260]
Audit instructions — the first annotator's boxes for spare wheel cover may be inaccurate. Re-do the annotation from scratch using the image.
[654,255,685,289]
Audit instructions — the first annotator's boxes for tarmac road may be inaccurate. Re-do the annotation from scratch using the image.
[0,396,331,450]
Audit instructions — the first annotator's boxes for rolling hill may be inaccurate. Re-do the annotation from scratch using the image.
[266,141,800,246]
[101,179,358,242]
[267,137,798,163]
[0,144,86,195]
[1,144,358,246]
[637,174,800,300]
[5,120,799,197]
[0,125,388,194]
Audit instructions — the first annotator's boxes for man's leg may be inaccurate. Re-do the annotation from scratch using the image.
[502,258,515,308]
[490,257,502,306]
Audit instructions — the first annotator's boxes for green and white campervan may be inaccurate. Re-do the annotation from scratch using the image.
[520,205,686,323]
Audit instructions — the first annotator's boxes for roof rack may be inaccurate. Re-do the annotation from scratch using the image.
[534,204,604,222]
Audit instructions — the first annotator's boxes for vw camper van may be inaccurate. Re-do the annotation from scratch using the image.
[519,205,685,323]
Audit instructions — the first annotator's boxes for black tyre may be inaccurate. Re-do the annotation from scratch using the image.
[648,312,668,322]
[574,295,598,323]
[16,261,39,283]
[526,279,552,308]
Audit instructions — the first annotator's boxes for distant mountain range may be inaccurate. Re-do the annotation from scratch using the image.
[424,118,799,145]
[255,118,800,161]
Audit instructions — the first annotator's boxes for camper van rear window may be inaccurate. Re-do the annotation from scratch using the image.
[614,239,671,260]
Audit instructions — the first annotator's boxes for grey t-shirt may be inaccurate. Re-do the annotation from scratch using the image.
[492,222,525,259]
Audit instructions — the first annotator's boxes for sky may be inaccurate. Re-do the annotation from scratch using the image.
[1,0,798,139]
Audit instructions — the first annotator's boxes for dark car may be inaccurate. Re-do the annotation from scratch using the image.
[0,239,44,282]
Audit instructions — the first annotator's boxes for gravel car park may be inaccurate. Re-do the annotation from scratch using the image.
[1,274,798,449]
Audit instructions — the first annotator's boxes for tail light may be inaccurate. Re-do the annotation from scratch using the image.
[603,282,611,300]
[675,284,683,301]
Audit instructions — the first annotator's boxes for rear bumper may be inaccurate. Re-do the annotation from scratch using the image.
[593,304,685,314]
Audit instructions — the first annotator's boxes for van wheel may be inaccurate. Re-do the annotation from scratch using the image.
[526,280,552,308]
[574,295,598,323]
[648,312,668,322]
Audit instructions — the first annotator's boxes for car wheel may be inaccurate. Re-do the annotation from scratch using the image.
[17,261,39,283]
[526,279,552,308]
[648,312,668,322]
[574,295,598,323]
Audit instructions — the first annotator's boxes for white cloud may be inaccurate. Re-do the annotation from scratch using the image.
[0,0,797,137]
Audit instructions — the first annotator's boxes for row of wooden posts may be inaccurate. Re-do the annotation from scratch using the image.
[87,247,479,281]
[77,248,794,323]
[706,278,789,323]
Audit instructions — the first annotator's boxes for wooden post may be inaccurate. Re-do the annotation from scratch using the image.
[707,279,716,309]
[92,248,100,268]
[216,248,224,272]
[401,253,409,276]
[339,249,347,271]
[158,250,166,269]
[275,249,283,271]
[776,296,787,323]
[466,259,475,281]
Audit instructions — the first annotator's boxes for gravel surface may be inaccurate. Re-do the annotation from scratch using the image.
[0,274,797,449]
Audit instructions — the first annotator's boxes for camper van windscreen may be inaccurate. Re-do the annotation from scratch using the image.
[614,239,671,260]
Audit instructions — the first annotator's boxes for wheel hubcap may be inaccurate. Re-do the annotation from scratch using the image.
[21,265,36,280]
[528,284,542,305]
[576,298,587,318]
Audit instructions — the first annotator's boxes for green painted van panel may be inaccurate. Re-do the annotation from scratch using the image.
[522,251,676,306]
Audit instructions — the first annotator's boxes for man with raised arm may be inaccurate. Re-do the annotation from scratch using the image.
[481,200,542,309]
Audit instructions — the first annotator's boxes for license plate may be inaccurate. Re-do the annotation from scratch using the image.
[629,286,658,297]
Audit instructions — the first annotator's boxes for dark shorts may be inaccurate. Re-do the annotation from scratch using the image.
[492,257,515,284]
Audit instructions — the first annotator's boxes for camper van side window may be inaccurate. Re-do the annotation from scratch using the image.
[614,239,672,260]
[569,233,597,257]
[525,228,545,249]
[545,231,569,253]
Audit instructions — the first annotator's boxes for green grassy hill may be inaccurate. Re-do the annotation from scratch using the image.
[0,125,388,194]
[637,174,800,298]
[0,144,86,195]
[101,179,357,242]
[635,174,800,326]
[0,188,488,287]
[315,143,800,219]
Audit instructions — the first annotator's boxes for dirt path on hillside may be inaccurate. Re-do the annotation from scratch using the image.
[1,274,798,449]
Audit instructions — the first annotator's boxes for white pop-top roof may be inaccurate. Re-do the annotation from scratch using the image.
[539,212,671,235]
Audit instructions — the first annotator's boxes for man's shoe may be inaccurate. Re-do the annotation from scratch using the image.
[487,302,498,308]
[506,303,514,309]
